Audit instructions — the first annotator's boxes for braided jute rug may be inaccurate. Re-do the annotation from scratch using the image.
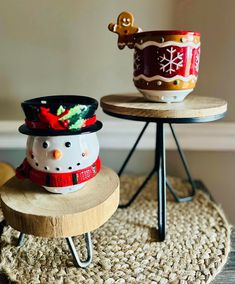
[0,176,231,284]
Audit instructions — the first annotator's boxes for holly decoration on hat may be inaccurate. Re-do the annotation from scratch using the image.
[57,105,90,130]
[38,104,91,131]
[39,107,69,130]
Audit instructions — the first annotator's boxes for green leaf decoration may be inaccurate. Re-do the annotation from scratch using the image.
[79,105,90,118]
[67,113,80,125]
[69,118,85,130]
[57,104,90,130]
[57,105,66,116]
[59,105,82,121]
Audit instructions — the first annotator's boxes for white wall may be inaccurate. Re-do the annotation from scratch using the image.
[0,0,174,119]
[173,0,235,121]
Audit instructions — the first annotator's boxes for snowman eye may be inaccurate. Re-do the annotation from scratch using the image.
[65,142,71,148]
[42,141,49,149]
[82,152,85,157]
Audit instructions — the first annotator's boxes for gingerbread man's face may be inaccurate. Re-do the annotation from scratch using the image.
[118,12,133,27]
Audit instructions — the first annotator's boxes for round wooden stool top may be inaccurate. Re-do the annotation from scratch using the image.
[0,167,119,238]
[101,93,227,123]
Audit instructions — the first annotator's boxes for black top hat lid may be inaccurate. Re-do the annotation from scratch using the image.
[19,95,102,136]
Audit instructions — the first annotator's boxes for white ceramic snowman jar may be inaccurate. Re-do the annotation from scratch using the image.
[16,95,103,194]
[26,133,100,193]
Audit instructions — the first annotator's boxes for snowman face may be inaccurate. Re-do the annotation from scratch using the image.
[26,133,99,173]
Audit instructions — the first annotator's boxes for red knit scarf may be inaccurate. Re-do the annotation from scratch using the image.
[16,157,101,188]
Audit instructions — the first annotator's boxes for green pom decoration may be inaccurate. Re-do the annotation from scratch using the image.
[69,118,85,130]
[57,104,91,130]
[59,104,90,120]
[57,105,66,116]
[59,105,82,121]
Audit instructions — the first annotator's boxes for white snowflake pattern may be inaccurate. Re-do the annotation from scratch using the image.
[158,47,184,74]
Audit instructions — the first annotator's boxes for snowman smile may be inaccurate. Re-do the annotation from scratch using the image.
[31,148,83,172]
[34,161,82,172]
[27,133,99,175]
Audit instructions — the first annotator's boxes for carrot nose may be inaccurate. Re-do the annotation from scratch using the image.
[53,149,62,160]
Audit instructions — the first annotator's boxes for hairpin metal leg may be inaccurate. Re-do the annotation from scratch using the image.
[167,124,196,202]
[66,232,93,268]
[155,123,166,241]
[17,232,25,247]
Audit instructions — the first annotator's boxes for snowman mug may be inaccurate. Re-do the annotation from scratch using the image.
[108,12,200,103]
[16,95,102,194]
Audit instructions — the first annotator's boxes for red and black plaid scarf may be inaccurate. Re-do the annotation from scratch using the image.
[16,157,101,188]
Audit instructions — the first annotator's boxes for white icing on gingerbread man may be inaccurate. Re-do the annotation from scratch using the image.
[108,11,142,49]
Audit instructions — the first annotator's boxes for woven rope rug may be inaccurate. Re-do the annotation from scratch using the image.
[0,176,231,284]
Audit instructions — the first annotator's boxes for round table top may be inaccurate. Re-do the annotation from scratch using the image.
[100,93,227,123]
[0,167,119,238]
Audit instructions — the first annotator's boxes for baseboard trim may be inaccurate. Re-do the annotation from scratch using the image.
[99,121,235,151]
[0,120,234,151]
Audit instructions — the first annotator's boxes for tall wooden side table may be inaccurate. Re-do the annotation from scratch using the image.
[0,167,119,268]
[100,93,227,241]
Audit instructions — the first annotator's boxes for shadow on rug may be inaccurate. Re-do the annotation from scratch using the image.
[0,176,231,284]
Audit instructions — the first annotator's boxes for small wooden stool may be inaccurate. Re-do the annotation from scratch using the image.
[0,167,119,268]
[101,93,227,241]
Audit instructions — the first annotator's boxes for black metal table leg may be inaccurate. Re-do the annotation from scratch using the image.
[119,167,155,208]
[167,124,196,202]
[118,122,151,208]
[0,220,6,236]
[17,232,25,247]
[155,123,166,241]
[118,122,197,209]
[118,122,149,176]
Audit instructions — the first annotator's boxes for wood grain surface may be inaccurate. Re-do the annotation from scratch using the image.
[0,167,119,238]
[100,93,227,119]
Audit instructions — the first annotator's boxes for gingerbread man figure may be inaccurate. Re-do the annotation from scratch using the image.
[108,11,142,49]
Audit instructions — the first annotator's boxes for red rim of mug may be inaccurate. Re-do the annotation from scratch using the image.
[133,30,200,37]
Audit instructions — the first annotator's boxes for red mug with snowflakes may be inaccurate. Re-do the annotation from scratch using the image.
[108,12,200,102]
